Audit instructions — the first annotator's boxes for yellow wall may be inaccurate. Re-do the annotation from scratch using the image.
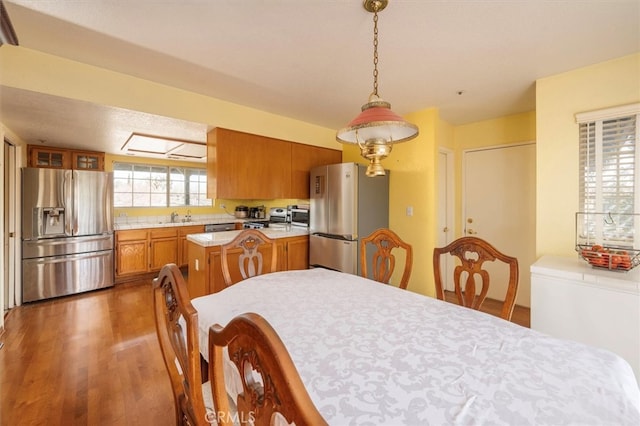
[341,109,536,297]
[1,46,338,220]
[343,108,442,296]
[0,46,339,149]
[536,53,640,256]
[4,44,638,291]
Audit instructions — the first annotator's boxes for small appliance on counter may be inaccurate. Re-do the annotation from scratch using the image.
[288,205,310,227]
[234,205,249,218]
[269,207,288,224]
[248,205,266,219]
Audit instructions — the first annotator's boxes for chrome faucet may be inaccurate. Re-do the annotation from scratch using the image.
[186,209,192,222]
[171,211,179,223]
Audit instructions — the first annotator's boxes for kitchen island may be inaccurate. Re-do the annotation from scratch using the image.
[186,227,310,298]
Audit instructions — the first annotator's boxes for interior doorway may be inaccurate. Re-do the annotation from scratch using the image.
[437,148,455,291]
[3,140,18,315]
[463,143,536,307]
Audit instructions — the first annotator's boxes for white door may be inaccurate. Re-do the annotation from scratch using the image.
[463,143,536,307]
[437,149,455,290]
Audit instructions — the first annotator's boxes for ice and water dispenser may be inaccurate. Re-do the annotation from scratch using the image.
[34,207,67,238]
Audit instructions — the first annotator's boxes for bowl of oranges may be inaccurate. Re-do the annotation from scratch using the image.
[578,244,637,271]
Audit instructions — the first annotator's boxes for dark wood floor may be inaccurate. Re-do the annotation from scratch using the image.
[444,291,531,328]
[0,280,174,426]
[0,280,530,426]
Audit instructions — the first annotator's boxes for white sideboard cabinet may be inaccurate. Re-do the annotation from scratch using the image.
[531,255,640,383]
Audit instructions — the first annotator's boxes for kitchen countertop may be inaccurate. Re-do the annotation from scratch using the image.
[114,217,241,230]
[187,226,309,247]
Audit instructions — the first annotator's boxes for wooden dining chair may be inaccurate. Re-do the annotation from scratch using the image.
[360,228,413,289]
[209,312,328,426]
[220,229,278,287]
[433,236,519,321]
[153,263,213,426]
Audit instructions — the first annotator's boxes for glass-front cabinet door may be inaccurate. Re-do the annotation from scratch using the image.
[72,151,105,171]
[29,147,70,169]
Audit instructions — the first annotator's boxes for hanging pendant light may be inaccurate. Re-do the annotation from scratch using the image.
[336,0,418,177]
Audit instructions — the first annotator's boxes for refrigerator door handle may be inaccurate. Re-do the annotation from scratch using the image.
[313,232,354,241]
[71,170,79,235]
[63,170,74,236]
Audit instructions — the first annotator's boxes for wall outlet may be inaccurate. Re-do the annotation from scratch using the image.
[406,206,414,217]
[118,212,127,217]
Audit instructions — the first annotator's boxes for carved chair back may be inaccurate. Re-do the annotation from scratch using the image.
[153,263,208,426]
[433,236,519,321]
[220,229,278,287]
[360,228,413,289]
[209,313,328,426]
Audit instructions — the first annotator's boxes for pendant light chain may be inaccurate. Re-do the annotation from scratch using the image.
[372,6,379,98]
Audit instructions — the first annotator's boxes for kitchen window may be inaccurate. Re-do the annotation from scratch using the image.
[113,162,210,207]
[576,103,639,246]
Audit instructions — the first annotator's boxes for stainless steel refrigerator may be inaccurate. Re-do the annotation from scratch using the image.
[309,162,389,275]
[21,167,114,302]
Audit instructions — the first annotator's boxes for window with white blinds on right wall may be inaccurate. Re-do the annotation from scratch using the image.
[576,103,639,249]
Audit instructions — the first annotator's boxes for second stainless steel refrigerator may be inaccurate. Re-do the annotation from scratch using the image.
[309,162,389,275]
[22,167,114,302]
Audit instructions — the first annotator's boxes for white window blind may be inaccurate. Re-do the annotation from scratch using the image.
[576,104,639,248]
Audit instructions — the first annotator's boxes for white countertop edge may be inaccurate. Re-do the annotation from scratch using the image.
[114,218,242,230]
[187,227,309,247]
[531,255,640,294]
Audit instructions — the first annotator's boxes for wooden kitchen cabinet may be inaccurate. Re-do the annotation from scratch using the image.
[178,225,204,267]
[149,228,178,271]
[207,128,341,199]
[115,229,149,277]
[187,234,309,298]
[290,143,342,198]
[208,128,291,199]
[28,146,71,169]
[277,235,309,271]
[72,150,105,170]
[28,145,105,171]
[116,225,203,281]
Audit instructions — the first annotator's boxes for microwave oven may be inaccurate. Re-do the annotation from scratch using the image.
[289,207,309,227]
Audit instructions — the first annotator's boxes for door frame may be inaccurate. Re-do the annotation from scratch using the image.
[437,147,455,291]
[2,134,23,325]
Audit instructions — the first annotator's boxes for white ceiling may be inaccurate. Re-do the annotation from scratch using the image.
[1,0,639,158]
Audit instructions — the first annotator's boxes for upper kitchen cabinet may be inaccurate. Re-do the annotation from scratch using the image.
[71,150,105,171]
[207,128,341,200]
[208,128,291,199]
[28,145,71,169]
[290,142,342,199]
[28,145,105,171]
